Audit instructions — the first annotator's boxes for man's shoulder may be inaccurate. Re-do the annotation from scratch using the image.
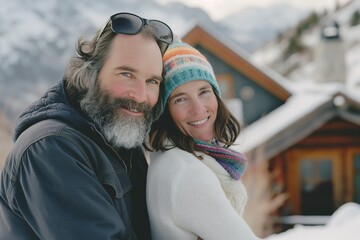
[8,119,94,168]
[0,119,84,198]
[16,119,78,144]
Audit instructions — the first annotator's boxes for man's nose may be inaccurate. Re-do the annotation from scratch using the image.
[128,80,147,103]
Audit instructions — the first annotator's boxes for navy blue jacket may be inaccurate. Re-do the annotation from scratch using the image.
[0,80,151,239]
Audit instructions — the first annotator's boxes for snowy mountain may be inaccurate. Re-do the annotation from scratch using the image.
[220,2,308,52]
[0,0,210,121]
[0,0,309,123]
[252,0,360,90]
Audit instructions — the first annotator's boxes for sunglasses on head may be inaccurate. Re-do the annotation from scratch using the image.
[98,12,174,55]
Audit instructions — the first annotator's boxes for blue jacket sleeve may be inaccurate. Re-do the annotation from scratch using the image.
[10,135,127,240]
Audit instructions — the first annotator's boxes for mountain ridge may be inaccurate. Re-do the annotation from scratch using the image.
[251,0,360,89]
[0,0,310,121]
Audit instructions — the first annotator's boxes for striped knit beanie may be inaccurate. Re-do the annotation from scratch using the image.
[161,39,221,111]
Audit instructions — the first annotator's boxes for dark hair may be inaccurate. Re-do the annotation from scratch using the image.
[64,22,163,118]
[148,92,241,158]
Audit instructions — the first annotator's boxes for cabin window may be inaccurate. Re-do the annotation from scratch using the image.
[216,74,234,99]
[239,86,255,101]
[300,159,334,215]
[286,150,342,216]
[354,154,360,204]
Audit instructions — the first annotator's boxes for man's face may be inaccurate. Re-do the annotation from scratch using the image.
[81,33,163,149]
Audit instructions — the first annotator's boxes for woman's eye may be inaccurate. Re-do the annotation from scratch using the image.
[174,98,186,104]
[200,89,211,95]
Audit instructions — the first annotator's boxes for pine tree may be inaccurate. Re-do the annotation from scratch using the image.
[350,10,360,26]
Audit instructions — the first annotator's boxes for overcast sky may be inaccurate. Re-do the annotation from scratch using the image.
[157,0,353,20]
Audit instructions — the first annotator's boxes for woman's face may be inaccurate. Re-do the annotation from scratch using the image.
[168,80,218,142]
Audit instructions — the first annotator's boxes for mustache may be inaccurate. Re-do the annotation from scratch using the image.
[110,97,152,114]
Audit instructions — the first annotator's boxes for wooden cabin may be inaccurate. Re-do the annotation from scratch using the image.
[235,88,360,219]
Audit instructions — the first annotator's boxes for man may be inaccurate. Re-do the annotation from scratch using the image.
[0,12,173,239]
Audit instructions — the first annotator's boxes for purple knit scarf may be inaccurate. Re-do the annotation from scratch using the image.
[194,139,247,180]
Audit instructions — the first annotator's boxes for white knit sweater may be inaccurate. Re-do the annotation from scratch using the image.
[147,147,260,240]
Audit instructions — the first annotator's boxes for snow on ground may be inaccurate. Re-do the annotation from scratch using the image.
[265,202,360,240]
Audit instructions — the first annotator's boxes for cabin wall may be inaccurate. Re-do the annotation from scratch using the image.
[271,117,360,217]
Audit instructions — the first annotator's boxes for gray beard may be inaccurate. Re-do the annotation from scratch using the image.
[80,83,153,149]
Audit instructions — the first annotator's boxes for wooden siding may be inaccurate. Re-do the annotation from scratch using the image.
[295,117,360,147]
[270,117,360,215]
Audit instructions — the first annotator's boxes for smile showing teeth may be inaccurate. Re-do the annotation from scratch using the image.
[188,117,208,126]
[129,107,139,113]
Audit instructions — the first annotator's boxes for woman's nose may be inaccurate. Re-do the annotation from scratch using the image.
[190,98,206,114]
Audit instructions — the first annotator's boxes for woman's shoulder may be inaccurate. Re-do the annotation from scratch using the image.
[150,147,197,166]
[148,148,215,178]
[201,155,227,175]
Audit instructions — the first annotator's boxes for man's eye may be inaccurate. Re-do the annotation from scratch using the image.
[148,79,160,85]
[120,72,132,78]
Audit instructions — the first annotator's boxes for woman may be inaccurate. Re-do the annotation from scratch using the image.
[146,40,260,240]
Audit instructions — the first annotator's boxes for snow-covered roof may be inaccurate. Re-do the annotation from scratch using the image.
[232,83,360,160]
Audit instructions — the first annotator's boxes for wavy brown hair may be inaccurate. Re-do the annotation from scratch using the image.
[64,22,163,119]
[148,92,242,158]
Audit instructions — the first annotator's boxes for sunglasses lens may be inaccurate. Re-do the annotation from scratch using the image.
[149,20,173,44]
[157,41,169,55]
[107,13,173,55]
[111,14,143,34]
